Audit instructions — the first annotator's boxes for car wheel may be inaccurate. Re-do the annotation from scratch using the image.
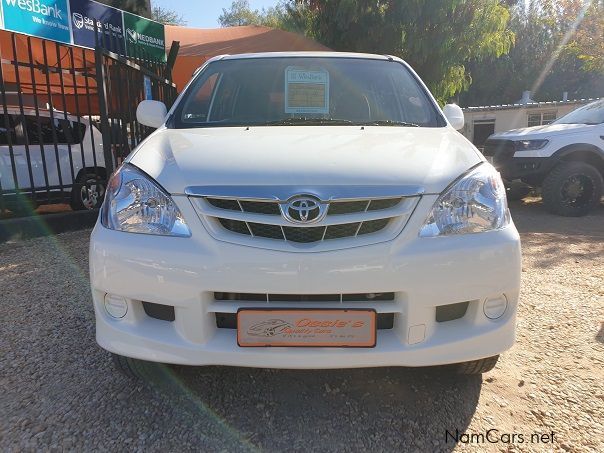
[455,355,499,375]
[111,353,155,380]
[71,173,106,211]
[542,161,603,217]
[505,181,531,201]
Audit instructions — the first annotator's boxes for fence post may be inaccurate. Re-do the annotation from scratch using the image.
[94,46,115,175]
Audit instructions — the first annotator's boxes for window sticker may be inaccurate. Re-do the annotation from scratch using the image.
[285,67,330,114]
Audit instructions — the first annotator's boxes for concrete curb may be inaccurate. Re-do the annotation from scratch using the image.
[0,210,98,243]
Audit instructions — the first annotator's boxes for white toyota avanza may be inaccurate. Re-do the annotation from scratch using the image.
[89,53,521,377]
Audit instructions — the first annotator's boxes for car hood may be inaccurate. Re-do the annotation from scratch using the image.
[128,126,482,195]
[490,122,595,140]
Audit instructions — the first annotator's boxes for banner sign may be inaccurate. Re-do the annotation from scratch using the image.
[123,11,165,62]
[1,0,71,43]
[69,0,124,54]
[0,0,167,61]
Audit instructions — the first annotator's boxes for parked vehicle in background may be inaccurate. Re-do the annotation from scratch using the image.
[0,108,106,214]
[90,52,521,378]
[484,99,604,216]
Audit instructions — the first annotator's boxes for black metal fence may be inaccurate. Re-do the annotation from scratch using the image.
[0,29,178,216]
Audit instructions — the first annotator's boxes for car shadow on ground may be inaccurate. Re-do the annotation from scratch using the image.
[509,199,604,269]
[509,198,604,236]
[597,322,604,345]
[140,363,482,452]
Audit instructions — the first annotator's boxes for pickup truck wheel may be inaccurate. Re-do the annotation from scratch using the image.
[71,173,105,211]
[542,162,603,216]
[455,355,499,375]
[111,353,154,380]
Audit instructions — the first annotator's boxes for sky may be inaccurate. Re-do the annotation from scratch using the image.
[152,0,280,29]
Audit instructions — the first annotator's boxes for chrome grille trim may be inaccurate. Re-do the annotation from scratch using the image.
[185,185,425,201]
[189,188,420,251]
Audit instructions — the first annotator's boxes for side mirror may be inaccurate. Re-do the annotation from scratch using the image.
[136,100,167,129]
[443,104,465,130]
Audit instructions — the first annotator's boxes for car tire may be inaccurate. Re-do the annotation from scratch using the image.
[111,353,154,380]
[70,172,106,211]
[455,355,499,375]
[542,161,603,217]
[505,181,531,201]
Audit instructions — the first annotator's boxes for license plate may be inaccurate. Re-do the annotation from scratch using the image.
[237,309,377,347]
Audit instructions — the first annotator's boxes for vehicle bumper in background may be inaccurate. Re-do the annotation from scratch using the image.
[90,196,522,369]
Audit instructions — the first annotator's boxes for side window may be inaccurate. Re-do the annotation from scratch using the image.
[528,112,557,127]
[390,72,432,125]
[22,116,85,145]
[527,113,541,127]
[182,72,220,122]
[0,114,17,145]
[24,116,54,145]
[542,112,557,125]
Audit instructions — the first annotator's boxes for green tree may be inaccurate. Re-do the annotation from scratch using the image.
[219,0,291,28]
[460,0,604,105]
[98,0,151,18]
[152,6,187,26]
[285,1,515,103]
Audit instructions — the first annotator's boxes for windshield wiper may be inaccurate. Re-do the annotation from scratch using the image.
[260,117,355,126]
[363,120,420,127]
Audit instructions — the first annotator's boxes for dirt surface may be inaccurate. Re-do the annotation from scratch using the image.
[1,200,603,452]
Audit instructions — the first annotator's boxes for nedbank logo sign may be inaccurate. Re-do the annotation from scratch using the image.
[126,28,164,47]
[123,11,165,62]
[2,0,70,43]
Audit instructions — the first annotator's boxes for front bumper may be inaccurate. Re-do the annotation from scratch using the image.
[90,196,522,369]
[483,139,557,182]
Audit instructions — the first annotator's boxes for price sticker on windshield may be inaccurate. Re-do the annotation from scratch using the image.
[285,67,330,114]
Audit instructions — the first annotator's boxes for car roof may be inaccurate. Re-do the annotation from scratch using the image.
[218,51,401,62]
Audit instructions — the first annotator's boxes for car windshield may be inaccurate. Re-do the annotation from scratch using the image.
[172,57,445,128]
[553,99,604,125]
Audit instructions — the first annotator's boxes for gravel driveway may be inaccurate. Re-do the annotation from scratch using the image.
[1,201,603,452]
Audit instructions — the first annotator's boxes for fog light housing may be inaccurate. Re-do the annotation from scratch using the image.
[483,295,507,319]
[104,294,128,318]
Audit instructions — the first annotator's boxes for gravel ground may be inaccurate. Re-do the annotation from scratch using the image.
[1,200,603,452]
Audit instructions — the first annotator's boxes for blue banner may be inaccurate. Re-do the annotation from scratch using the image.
[69,0,124,53]
[1,0,71,43]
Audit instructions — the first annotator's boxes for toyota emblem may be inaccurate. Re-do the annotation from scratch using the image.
[283,195,325,224]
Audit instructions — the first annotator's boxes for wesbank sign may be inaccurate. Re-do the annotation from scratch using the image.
[2,0,71,43]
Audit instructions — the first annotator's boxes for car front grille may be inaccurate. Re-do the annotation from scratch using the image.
[214,292,396,302]
[188,187,421,251]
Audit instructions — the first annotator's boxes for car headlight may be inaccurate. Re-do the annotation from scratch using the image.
[514,139,549,151]
[419,164,510,237]
[101,163,191,237]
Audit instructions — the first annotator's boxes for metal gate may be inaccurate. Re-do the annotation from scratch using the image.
[0,30,178,216]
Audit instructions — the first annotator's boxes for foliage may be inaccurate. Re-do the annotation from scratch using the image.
[152,6,187,26]
[98,0,151,17]
[460,0,604,105]
[282,1,515,103]
[218,0,292,28]
[216,0,602,105]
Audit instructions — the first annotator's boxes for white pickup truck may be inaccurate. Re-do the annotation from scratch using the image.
[484,99,604,216]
